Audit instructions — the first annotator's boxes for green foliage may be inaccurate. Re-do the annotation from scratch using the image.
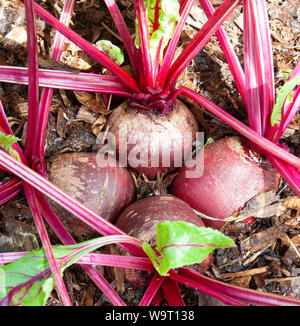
[0,236,130,306]
[0,132,21,161]
[95,40,124,66]
[143,221,234,276]
[135,0,180,62]
[270,75,300,127]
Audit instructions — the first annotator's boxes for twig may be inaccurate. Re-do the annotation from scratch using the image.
[101,22,123,42]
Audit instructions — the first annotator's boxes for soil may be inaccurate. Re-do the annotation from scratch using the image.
[0,0,299,306]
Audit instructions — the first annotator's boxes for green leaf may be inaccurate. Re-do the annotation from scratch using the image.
[135,0,180,63]
[205,137,214,147]
[0,132,21,161]
[270,75,300,127]
[143,221,234,276]
[0,251,54,306]
[95,40,124,66]
[0,235,130,306]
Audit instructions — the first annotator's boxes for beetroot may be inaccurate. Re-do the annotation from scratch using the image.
[105,99,199,179]
[47,152,135,238]
[115,194,212,288]
[171,136,280,229]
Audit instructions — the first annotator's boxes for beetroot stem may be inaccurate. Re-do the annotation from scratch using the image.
[134,0,154,90]
[165,0,241,90]
[180,267,300,306]
[0,66,132,96]
[161,278,185,306]
[199,0,247,106]
[80,264,126,306]
[24,185,73,306]
[266,154,300,196]
[0,101,12,134]
[266,60,300,142]
[244,0,275,136]
[36,193,142,306]
[157,0,196,89]
[104,0,139,77]
[23,0,72,306]
[179,86,300,170]
[0,251,154,272]
[34,0,76,172]
[168,270,246,306]
[23,0,39,164]
[27,0,140,93]
[0,188,23,205]
[139,274,165,306]
[0,179,22,202]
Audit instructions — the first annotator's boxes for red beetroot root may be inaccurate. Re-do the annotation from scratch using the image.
[47,152,135,238]
[115,194,212,288]
[171,136,280,230]
[105,99,199,179]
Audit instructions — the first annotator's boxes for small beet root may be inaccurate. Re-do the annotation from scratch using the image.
[47,152,135,238]
[171,136,280,230]
[105,99,199,179]
[115,194,212,288]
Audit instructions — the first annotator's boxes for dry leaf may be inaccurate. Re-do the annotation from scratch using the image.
[229,275,251,288]
[240,225,283,253]
[74,91,110,115]
[221,266,268,279]
[85,286,95,306]
[240,190,279,214]
[76,106,98,124]
[91,115,106,136]
[56,107,68,138]
[283,196,300,210]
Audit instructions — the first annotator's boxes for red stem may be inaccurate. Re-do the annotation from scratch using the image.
[0,179,22,201]
[165,0,241,90]
[134,0,154,90]
[0,177,21,192]
[243,1,262,135]
[0,66,132,96]
[34,0,76,172]
[179,267,300,306]
[267,153,300,196]
[157,0,196,89]
[198,0,247,106]
[168,270,246,306]
[150,289,164,306]
[23,0,72,306]
[0,188,22,205]
[24,184,72,306]
[35,193,128,306]
[244,0,275,136]
[23,0,39,164]
[0,101,12,134]
[104,0,139,77]
[179,86,300,168]
[161,277,185,306]
[0,250,154,272]
[139,274,165,306]
[27,0,140,93]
